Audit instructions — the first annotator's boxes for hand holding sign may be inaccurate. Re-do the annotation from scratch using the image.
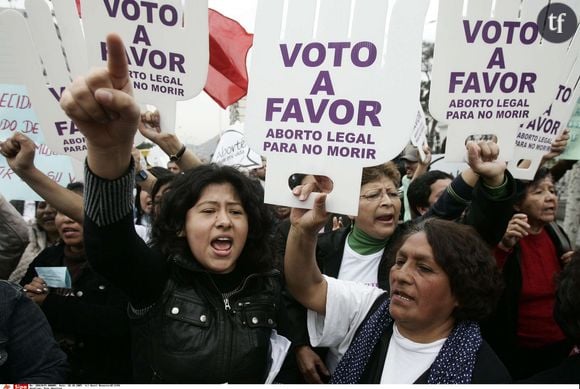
[508,33,580,179]
[60,34,141,179]
[430,0,579,162]
[246,0,429,215]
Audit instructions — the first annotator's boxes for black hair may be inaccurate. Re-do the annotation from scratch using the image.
[407,170,453,218]
[389,218,503,321]
[514,166,554,205]
[152,164,274,274]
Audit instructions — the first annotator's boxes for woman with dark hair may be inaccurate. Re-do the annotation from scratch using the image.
[285,216,510,383]
[485,166,574,379]
[19,182,132,383]
[60,35,283,383]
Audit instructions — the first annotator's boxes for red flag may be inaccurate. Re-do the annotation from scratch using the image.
[204,9,254,109]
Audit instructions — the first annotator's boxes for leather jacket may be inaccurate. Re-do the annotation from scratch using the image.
[130,253,282,383]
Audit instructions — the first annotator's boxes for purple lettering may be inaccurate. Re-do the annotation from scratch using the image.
[122,0,139,21]
[463,20,482,43]
[133,25,151,45]
[149,50,167,70]
[102,0,120,17]
[482,21,501,44]
[357,101,381,126]
[486,47,505,69]
[280,43,302,67]
[302,43,325,67]
[48,87,65,102]
[351,42,376,67]
[140,1,158,23]
[55,121,67,136]
[265,98,284,121]
[159,4,178,26]
[328,42,350,66]
[305,99,329,123]
[281,98,305,122]
[520,22,538,44]
[329,99,354,125]
[310,71,335,95]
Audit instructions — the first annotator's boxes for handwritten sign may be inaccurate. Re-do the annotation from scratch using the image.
[245,0,429,215]
[212,125,262,169]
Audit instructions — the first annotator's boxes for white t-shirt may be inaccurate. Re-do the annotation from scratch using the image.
[308,276,384,372]
[380,324,444,383]
[308,276,446,383]
[336,241,383,288]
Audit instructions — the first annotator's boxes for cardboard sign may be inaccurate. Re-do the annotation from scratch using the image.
[212,125,262,169]
[245,0,429,215]
[0,4,88,161]
[430,0,579,162]
[508,39,580,179]
[82,0,209,132]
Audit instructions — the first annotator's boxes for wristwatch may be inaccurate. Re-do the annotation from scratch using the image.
[169,144,186,162]
[135,169,148,183]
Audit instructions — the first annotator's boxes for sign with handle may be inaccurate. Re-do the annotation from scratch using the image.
[245,0,429,215]
[509,34,580,179]
[429,0,579,162]
[82,0,209,133]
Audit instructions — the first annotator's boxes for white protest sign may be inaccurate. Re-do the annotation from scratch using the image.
[509,35,580,179]
[245,0,429,215]
[0,6,88,161]
[411,104,429,162]
[82,0,209,133]
[212,125,262,169]
[0,84,82,201]
[429,0,580,162]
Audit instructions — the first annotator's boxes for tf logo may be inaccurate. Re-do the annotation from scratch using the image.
[538,2,578,43]
[14,384,28,389]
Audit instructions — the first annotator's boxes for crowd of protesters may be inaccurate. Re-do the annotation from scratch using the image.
[0,33,578,384]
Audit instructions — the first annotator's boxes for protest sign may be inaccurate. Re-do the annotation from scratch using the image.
[430,0,579,162]
[508,40,580,179]
[245,0,429,215]
[212,125,262,169]
[559,101,580,160]
[0,84,82,201]
[82,0,209,132]
[0,3,88,161]
[411,104,429,162]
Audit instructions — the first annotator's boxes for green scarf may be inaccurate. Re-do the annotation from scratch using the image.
[347,224,390,255]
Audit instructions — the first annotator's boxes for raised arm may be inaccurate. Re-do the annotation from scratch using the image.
[0,132,83,223]
[284,192,329,315]
[138,109,203,171]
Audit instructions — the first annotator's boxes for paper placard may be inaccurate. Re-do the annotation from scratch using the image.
[211,125,262,169]
[0,83,82,201]
[35,266,72,288]
[429,0,579,162]
[245,0,429,215]
[559,123,580,160]
[82,0,209,132]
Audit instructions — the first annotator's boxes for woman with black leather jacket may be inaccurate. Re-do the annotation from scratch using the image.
[60,34,283,383]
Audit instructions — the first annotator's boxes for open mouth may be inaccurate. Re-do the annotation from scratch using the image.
[392,290,414,302]
[376,214,394,223]
[61,227,79,238]
[211,237,233,254]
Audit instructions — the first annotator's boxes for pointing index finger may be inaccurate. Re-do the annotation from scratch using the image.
[106,33,130,91]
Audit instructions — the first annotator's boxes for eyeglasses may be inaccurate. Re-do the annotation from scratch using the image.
[359,188,401,202]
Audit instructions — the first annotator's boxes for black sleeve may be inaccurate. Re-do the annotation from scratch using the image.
[2,283,68,383]
[83,159,168,308]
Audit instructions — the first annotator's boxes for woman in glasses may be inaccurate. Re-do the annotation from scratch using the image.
[283,142,516,383]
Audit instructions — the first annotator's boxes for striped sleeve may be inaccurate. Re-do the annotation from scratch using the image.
[84,159,135,227]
